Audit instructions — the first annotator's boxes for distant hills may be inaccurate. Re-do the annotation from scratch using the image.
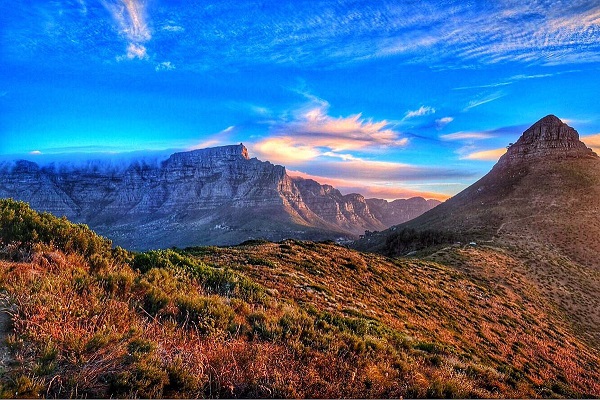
[0,144,439,249]
[353,115,600,343]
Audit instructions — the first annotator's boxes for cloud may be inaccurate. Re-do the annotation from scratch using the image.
[104,0,151,60]
[435,117,454,129]
[29,150,42,155]
[582,133,600,153]
[404,106,435,119]
[296,159,472,182]
[117,43,147,60]
[162,25,184,32]
[254,138,321,162]
[188,126,238,151]
[462,147,507,161]
[464,92,505,110]
[253,99,407,163]
[288,170,451,201]
[155,61,175,71]
[440,131,493,141]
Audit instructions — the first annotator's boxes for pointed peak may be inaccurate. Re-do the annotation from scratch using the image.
[535,114,563,125]
[496,115,596,167]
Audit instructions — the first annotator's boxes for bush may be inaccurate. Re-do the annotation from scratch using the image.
[0,199,113,263]
[384,228,460,256]
[176,295,235,335]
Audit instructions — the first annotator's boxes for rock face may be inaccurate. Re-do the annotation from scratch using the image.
[497,114,596,167]
[0,144,439,249]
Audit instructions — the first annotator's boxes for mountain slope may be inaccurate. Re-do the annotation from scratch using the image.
[0,145,439,250]
[353,115,600,344]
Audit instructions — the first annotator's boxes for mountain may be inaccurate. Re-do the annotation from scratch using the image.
[353,115,600,344]
[0,144,439,249]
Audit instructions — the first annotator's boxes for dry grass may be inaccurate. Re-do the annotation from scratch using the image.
[0,198,599,398]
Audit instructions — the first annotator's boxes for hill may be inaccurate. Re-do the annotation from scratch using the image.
[0,199,599,397]
[353,115,600,345]
[0,145,439,250]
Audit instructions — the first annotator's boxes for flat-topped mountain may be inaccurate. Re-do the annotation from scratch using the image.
[0,144,439,249]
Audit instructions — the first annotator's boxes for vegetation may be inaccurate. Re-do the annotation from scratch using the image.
[383,227,461,256]
[0,199,599,398]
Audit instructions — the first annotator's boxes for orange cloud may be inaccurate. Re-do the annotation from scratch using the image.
[253,103,408,163]
[254,137,321,163]
[582,133,600,154]
[288,170,450,201]
[462,147,507,161]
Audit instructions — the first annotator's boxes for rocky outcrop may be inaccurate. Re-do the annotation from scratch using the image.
[0,144,439,249]
[497,115,597,167]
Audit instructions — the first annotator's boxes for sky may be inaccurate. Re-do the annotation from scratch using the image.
[1,1,600,200]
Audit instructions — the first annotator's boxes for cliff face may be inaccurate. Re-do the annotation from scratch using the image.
[0,144,438,249]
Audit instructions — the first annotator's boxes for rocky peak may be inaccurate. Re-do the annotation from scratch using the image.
[497,115,596,167]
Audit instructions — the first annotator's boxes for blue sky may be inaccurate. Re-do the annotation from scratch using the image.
[1,0,600,199]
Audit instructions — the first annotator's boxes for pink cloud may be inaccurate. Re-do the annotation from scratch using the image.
[288,170,450,201]
[462,147,507,161]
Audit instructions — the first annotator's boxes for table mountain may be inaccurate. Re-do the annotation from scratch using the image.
[0,144,439,249]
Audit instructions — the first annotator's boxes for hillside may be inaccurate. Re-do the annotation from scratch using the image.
[0,145,439,250]
[353,115,600,345]
[0,199,599,398]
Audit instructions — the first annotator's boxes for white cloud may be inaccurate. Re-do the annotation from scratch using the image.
[435,117,454,129]
[404,105,436,119]
[162,25,184,32]
[116,43,147,60]
[441,131,493,141]
[464,92,505,110]
[29,150,42,155]
[155,61,175,71]
[104,0,151,61]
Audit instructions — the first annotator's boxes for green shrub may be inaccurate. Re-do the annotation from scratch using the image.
[176,295,235,335]
[0,199,113,263]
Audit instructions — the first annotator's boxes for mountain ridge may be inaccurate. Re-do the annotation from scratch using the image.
[0,144,439,249]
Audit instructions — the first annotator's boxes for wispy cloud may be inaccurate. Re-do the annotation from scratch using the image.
[4,1,600,68]
[188,126,237,151]
[462,147,507,161]
[435,117,454,129]
[104,0,151,61]
[404,106,436,120]
[441,131,493,141]
[155,61,175,71]
[464,92,505,111]
[288,170,452,201]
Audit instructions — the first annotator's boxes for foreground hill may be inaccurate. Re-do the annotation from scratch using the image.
[353,115,600,345]
[0,199,599,398]
[0,144,439,250]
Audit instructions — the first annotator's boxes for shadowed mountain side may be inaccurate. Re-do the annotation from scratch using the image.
[0,144,439,250]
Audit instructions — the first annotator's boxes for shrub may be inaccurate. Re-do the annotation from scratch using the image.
[175,295,236,335]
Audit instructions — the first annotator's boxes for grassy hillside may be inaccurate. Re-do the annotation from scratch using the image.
[0,199,599,398]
